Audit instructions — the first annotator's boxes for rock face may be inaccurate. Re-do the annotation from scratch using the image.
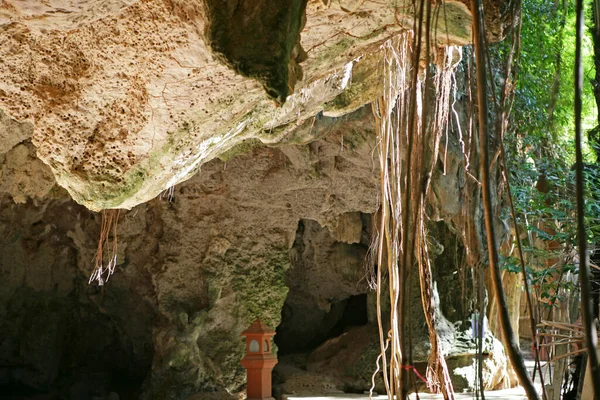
[0,108,382,398]
[0,2,521,399]
[0,0,515,211]
[0,102,516,398]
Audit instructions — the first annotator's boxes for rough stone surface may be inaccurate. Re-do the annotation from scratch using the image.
[0,108,381,399]
[0,141,55,204]
[0,0,515,211]
[0,108,32,154]
[276,217,370,354]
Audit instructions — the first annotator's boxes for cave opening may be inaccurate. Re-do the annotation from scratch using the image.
[273,216,375,396]
[275,293,369,356]
[0,290,153,400]
[274,217,372,357]
[324,294,369,343]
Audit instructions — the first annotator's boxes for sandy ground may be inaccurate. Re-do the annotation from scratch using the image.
[283,360,549,400]
[283,386,533,399]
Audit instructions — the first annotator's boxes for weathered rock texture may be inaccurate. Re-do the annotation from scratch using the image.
[0,108,380,399]
[0,0,515,211]
[0,103,516,398]
[0,2,522,398]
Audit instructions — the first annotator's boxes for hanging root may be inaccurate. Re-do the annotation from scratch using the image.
[370,28,459,398]
[371,33,411,399]
[89,209,121,286]
[160,185,175,202]
[364,201,381,291]
[418,218,455,396]
[370,337,390,399]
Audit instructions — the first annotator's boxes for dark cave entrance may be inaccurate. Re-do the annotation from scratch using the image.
[325,294,369,343]
[273,216,375,396]
[274,217,372,356]
[275,293,369,356]
[0,289,153,400]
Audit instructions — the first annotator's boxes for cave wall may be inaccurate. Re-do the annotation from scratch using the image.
[0,51,522,399]
[0,107,381,399]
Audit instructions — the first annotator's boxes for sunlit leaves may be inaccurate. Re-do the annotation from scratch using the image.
[491,0,600,310]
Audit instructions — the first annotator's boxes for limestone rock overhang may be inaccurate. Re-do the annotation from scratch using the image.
[0,0,514,211]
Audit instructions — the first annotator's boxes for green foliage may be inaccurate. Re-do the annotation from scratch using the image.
[493,0,600,310]
[503,0,600,225]
[517,1,568,137]
[500,254,578,308]
[510,0,596,145]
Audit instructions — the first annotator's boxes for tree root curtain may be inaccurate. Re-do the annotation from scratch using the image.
[371,32,459,399]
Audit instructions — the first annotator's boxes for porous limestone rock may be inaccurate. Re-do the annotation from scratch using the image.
[0,0,515,211]
[0,109,32,154]
[0,142,55,203]
[0,107,381,399]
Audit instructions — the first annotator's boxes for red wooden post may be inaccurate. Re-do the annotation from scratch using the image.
[241,319,278,400]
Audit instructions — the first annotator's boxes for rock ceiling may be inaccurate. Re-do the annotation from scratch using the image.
[0,0,512,211]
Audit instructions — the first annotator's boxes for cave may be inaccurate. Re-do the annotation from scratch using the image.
[0,286,153,400]
[0,199,157,400]
[272,217,382,395]
[276,293,369,356]
[275,218,372,358]
[2,0,579,398]
[325,295,369,342]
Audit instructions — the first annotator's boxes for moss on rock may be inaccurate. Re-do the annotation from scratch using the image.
[217,139,261,162]
[231,249,290,329]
